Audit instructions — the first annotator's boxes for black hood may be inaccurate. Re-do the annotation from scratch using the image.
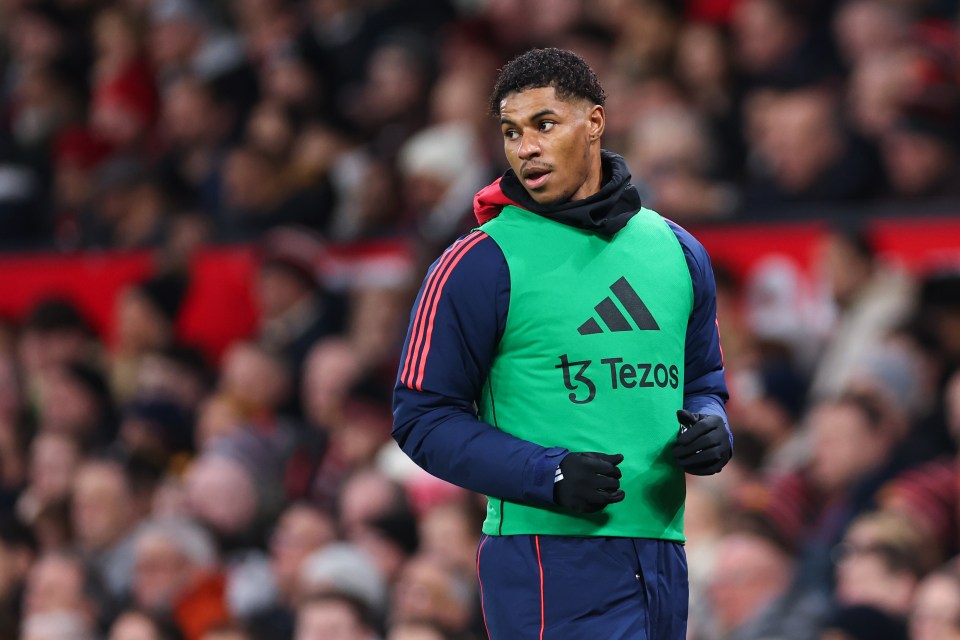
[497,150,643,237]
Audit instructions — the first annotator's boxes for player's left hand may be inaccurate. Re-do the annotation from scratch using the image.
[673,410,732,475]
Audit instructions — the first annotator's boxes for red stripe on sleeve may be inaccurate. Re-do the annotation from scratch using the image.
[409,231,487,390]
[716,317,724,366]
[399,242,457,386]
[536,535,545,640]
[476,535,490,639]
[401,231,487,389]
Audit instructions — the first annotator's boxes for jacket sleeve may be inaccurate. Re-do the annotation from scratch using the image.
[392,230,567,505]
[667,221,732,446]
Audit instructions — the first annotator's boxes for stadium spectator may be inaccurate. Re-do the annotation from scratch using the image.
[345,34,435,161]
[108,609,185,640]
[743,87,879,207]
[155,74,235,217]
[184,433,284,550]
[300,337,364,432]
[258,51,324,118]
[684,482,730,640]
[820,604,908,640]
[17,432,82,528]
[217,341,290,423]
[398,122,491,250]
[626,103,738,220]
[219,146,293,238]
[765,393,907,588]
[194,393,244,452]
[880,110,960,200]
[83,158,169,250]
[909,569,960,640]
[130,517,226,640]
[808,227,915,401]
[111,271,190,402]
[71,455,139,598]
[23,550,105,634]
[254,227,345,407]
[270,503,337,605]
[336,470,409,542]
[17,299,101,384]
[147,0,255,106]
[832,0,907,69]
[119,396,194,464]
[89,5,158,160]
[349,499,419,586]
[294,592,379,640]
[0,354,26,504]
[833,510,934,617]
[242,500,330,638]
[731,0,833,89]
[298,543,387,623]
[135,345,212,415]
[415,500,481,584]
[703,526,829,639]
[389,554,474,637]
[0,517,37,632]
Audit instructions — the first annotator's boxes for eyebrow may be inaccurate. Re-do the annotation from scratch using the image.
[499,109,559,126]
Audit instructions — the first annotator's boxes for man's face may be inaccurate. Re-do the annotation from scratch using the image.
[271,505,336,596]
[499,86,604,205]
[707,534,788,632]
[132,536,191,612]
[809,403,883,493]
[23,555,86,618]
[72,462,132,552]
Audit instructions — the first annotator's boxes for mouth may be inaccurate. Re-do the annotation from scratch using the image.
[522,166,551,189]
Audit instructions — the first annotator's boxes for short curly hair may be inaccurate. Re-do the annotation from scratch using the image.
[489,48,606,117]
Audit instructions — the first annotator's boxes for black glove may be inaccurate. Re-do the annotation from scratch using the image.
[553,452,626,513]
[673,410,732,475]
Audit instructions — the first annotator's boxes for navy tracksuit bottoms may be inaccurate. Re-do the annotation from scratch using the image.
[476,534,688,639]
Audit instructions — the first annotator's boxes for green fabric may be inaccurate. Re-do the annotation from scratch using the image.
[478,205,693,540]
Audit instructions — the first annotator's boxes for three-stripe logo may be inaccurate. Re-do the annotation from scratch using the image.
[578,276,660,335]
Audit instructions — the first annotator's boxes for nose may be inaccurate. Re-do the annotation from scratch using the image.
[517,131,540,160]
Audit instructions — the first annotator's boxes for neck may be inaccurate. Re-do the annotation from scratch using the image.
[569,148,604,203]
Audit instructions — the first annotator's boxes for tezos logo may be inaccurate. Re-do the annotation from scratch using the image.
[555,276,677,404]
[556,354,679,404]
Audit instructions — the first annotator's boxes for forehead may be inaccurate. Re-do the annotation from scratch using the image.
[499,86,585,120]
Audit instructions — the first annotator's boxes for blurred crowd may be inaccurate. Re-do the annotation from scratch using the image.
[2,0,960,251]
[1,0,960,640]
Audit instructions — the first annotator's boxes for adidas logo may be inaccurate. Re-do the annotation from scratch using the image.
[578,277,660,335]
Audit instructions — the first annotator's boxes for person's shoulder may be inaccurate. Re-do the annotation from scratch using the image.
[657,215,707,254]
[635,211,712,276]
[426,230,506,289]
[434,229,503,267]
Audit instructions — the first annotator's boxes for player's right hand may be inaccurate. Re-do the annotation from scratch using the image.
[553,452,626,513]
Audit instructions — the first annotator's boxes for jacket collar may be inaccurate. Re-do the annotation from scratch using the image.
[472,150,643,237]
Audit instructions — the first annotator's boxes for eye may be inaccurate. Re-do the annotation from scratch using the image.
[503,129,519,140]
[539,121,555,132]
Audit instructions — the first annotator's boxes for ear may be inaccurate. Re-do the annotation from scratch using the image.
[587,105,605,142]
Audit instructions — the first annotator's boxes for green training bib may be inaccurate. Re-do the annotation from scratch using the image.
[478,205,693,541]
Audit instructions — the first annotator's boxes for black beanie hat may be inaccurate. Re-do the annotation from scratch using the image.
[65,361,113,410]
[824,605,908,640]
[135,272,189,323]
[25,297,94,336]
[368,507,420,556]
[124,396,194,454]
